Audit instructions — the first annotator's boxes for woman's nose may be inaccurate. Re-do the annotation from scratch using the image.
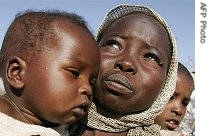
[114,55,137,74]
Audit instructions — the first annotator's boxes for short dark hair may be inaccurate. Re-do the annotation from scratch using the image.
[0,9,92,77]
[178,62,194,86]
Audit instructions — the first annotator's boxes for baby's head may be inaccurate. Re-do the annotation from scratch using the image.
[0,10,96,75]
[155,62,194,130]
[0,10,100,126]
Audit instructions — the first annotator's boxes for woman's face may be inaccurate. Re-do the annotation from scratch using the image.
[94,14,172,114]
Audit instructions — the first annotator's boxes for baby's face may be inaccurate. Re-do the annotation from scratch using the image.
[94,14,171,114]
[154,73,194,130]
[23,20,99,125]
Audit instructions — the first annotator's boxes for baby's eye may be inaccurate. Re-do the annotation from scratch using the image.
[105,40,120,50]
[68,68,80,78]
[144,53,160,64]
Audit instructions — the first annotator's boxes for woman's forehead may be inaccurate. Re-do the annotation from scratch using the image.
[108,15,170,49]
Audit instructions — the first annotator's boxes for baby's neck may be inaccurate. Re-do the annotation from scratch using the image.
[1,94,60,127]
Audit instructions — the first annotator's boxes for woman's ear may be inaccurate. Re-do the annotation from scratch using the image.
[6,56,26,89]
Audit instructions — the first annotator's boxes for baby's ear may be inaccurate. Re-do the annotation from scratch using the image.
[6,56,26,89]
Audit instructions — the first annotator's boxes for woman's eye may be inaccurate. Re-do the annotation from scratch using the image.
[105,40,120,50]
[144,53,160,64]
[68,69,80,78]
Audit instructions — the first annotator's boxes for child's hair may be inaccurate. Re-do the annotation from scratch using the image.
[178,62,194,84]
[0,10,92,77]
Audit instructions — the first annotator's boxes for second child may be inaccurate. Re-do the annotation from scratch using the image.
[155,62,194,135]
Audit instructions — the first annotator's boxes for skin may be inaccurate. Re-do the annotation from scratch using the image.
[84,14,172,136]
[154,73,194,131]
[0,19,100,127]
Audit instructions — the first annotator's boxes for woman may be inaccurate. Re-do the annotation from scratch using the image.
[69,4,178,136]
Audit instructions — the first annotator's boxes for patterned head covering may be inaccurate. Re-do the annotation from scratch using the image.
[84,4,178,136]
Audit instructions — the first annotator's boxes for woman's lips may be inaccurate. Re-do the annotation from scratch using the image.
[104,74,133,94]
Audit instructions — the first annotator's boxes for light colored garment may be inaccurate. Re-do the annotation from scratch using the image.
[0,112,68,136]
[0,88,5,95]
[160,130,184,136]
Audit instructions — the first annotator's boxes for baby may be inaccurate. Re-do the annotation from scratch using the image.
[0,10,100,135]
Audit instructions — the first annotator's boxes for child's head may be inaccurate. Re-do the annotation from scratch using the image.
[86,5,178,134]
[154,62,194,130]
[0,10,100,126]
